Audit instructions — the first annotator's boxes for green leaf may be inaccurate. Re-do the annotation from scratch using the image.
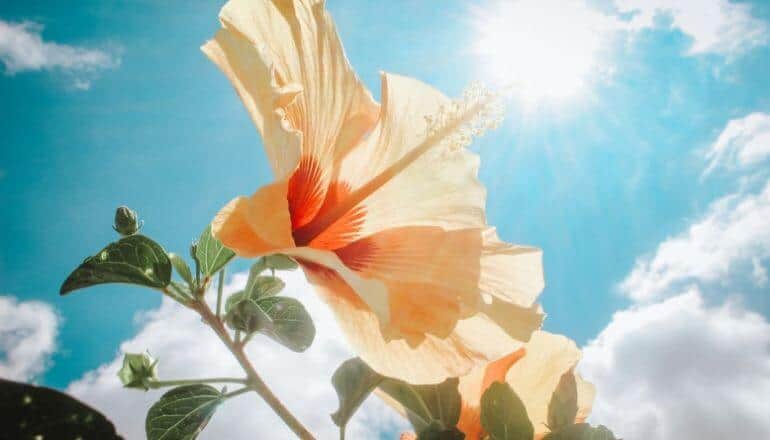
[195,225,235,278]
[547,369,579,431]
[60,234,172,295]
[379,378,434,433]
[262,254,299,270]
[418,421,465,440]
[246,274,285,299]
[145,385,222,440]
[480,382,533,440]
[166,281,194,304]
[0,378,122,439]
[330,358,463,438]
[331,358,384,430]
[258,296,315,352]
[543,424,620,440]
[224,298,271,334]
[168,252,194,286]
[224,290,246,314]
[414,378,462,428]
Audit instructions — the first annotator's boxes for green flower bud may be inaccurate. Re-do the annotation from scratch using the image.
[117,351,158,390]
[113,205,141,236]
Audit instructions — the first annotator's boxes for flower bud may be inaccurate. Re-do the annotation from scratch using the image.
[117,351,158,390]
[113,205,141,236]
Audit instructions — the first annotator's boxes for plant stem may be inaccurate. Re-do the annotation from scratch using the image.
[194,299,315,440]
[241,332,255,346]
[149,377,247,389]
[223,386,252,399]
[216,268,225,318]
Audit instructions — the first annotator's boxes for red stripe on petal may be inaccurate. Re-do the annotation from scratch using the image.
[290,162,368,250]
[288,155,325,231]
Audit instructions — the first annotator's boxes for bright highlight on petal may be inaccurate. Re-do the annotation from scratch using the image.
[471,0,617,103]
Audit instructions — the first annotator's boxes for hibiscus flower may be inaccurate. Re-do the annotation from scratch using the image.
[202,0,544,384]
[455,331,595,439]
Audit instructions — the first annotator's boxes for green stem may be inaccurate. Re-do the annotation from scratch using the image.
[149,377,247,389]
[160,286,195,308]
[216,268,226,318]
[194,300,315,440]
[223,387,252,399]
[241,332,255,346]
[193,251,201,288]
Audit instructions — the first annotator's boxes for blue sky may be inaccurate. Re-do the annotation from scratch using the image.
[2,1,770,439]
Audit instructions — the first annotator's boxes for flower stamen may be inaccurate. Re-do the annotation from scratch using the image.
[293,82,503,245]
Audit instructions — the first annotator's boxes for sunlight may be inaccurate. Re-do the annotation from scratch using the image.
[471,0,616,103]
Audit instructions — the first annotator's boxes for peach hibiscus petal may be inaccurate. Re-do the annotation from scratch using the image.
[454,331,596,439]
[337,72,488,237]
[505,332,595,436]
[211,180,295,257]
[202,0,378,180]
[294,252,542,384]
[456,349,526,439]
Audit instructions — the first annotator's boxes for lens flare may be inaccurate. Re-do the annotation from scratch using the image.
[471,0,617,103]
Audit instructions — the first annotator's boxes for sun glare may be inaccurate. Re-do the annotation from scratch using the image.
[472,0,616,103]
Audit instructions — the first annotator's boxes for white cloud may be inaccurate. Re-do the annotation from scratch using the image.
[751,257,768,287]
[586,110,770,438]
[0,295,59,381]
[620,179,770,301]
[581,289,770,440]
[615,0,768,56]
[67,271,408,440]
[0,19,119,88]
[704,112,770,175]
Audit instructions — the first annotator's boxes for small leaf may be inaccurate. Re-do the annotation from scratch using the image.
[0,378,122,439]
[225,299,271,333]
[258,296,315,352]
[196,225,235,277]
[548,369,579,431]
[61,235,172,295]
[224,290,245,314]
[418,421,465,440]
[166,281,194,304]
[414,378,462,428]
[224,290,247,315]
[262,254,299,270]
[480,382,533,440]
[543,423,620,440]
[244,260,285,298]
[379,378,434,433]
[331,358,384,430]
[168,252,194,286]
[246,275,285,299]
[145,384,222,440]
